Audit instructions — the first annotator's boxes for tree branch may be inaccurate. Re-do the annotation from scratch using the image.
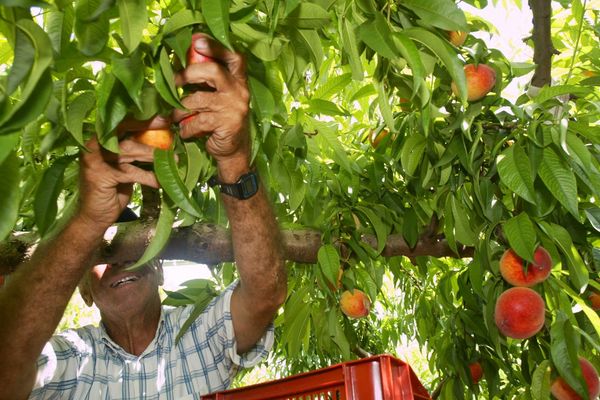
[0,222,473,275]
[528,0,557,87]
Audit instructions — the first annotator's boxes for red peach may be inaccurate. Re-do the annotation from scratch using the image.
[494,287,545,339]
[500,247,552,287]
[451,63,497,102]
[340,289,371,319]
[551,357,600,400]
[187,33,214,65]
[369,129,390,149]
[469,361,483,384]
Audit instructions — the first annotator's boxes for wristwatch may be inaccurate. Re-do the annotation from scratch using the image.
[208,171,259,200]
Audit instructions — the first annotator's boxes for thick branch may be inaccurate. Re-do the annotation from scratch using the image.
[528,0,557,87]
[0,222,473,275]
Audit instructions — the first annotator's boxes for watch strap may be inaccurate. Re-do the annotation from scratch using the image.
[208,171,259,200]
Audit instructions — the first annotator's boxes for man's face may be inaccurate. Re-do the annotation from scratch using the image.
[79,260,164,317]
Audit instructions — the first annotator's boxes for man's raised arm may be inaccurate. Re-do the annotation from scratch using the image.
[175,34,287,355]
[0,138,158,399]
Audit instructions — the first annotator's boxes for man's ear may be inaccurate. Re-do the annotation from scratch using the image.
[78,274,94,307]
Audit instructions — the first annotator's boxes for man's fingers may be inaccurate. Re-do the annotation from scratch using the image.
[175,62,233,91]
[178,112,219,139]
[189,34,247,81]
[172,92,217,122]
[116,140,155,164]
[116,164,160,189]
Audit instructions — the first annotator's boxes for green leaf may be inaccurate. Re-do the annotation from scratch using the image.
[65,92,95,146]
[551,313,587,399]
[117,0,146,53]
[112,51,144,108]
[357,13,399,59]
[248,76,275,123]
[159,48,181,106]
[74,0,109,56]
[355,205,388,254]
[154,148,203,218]
[401,0,468,31]
[393,32,427,95]
[183,142,208,191]
[34,155,76,237]
[538,222,588,289]
[0,152,21,241]
[281,3,330,29]
[341,17,363,80]
[401,134,426,176]
[451,195,476,246]
[503,213,536,262]
[318,244,340,287]
[534,85,592,105]
[538,146,579,219]
[0,69,53,135]
[0,133,19,165]
[497,144,536,204]
[230,23,286,61]
[306,99,348,116]
[161,9,204,37]
[585,208,600,233]
[404,27,467,104]
[296,29,323,71]
[201,0,231,49]
[6,25,35,95]
[126,197,176,271]
[175,284,218,343]
[311,120,352,174]
[530,360,551,400]
[153,59,181,109]
[313,73,352,101]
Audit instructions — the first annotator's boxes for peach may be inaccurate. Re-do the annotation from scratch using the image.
[131,129,174,150]
[500,247,552,287]
[551,357,600,400]
[451,63,496,102]
[469,361,483,384]
[494,287,545,339]
[448,31,468,47]
[340,289,371,319]
[369,129,390,149]
[589,292,600,311]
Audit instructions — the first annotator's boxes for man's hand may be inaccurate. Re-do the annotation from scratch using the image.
[172,34,251,178]
[77,137,159,230]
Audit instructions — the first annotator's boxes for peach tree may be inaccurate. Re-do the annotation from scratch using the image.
[0,0,599,398]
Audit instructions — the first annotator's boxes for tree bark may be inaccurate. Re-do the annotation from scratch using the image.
[528,0,556,87]
[0,222,473,274]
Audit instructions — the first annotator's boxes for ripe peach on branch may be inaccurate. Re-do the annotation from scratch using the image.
[340,289,371,319]
[500,247,552,287]
[452,63,497,102]
[551,357,600,400]
[494,287,545,339]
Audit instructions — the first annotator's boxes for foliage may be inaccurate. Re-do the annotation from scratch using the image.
[1,0,600,398]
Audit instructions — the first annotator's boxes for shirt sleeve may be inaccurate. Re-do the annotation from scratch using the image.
[177,281,274,377]
[29,329,90,398]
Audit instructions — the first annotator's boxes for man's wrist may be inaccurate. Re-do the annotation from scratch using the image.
[216,154,251,184]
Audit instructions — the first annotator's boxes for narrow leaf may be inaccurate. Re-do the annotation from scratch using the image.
[538,146,579,219]
[126,197,176,270]
[357,14,399,59]
[503,213,536,262]
[0,152,21,241]
[154,149,203,218]
[497,144,536,204]
[65,92,95,146]
[318,244,340,287]
[401,0,468,31]
[117,0,146,53]
[201,0,231,49]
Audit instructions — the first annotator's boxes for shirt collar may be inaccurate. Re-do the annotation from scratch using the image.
[99,306,167,359]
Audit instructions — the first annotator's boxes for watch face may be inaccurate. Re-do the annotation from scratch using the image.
[240,173,259,198]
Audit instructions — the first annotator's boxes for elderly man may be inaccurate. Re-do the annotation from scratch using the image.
[0,34,286,399]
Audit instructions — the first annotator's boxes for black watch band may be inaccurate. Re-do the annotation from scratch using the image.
[208,171,259,200]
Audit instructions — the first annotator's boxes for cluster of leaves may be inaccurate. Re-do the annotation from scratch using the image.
[1,0,600,398]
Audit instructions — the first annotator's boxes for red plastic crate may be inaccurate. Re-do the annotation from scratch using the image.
[202,354,431,400]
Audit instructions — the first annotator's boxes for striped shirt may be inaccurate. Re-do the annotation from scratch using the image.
[29,283,274,399]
